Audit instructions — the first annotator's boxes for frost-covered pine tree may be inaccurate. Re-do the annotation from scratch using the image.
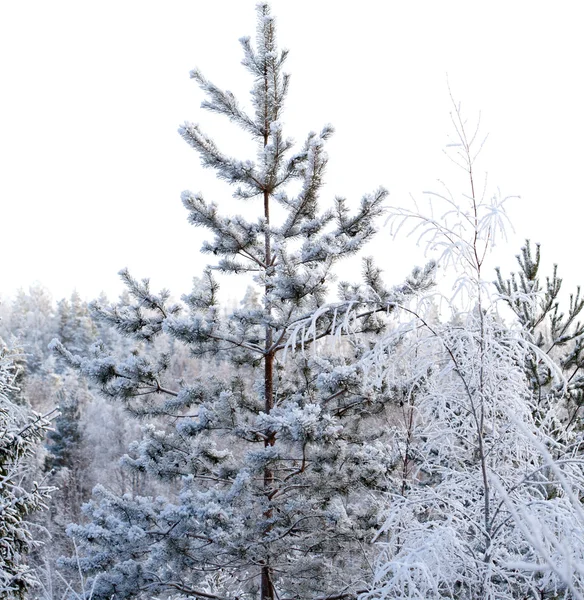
[360,103,584,599]
[5,285,56,375]
[495,240,584,434]
[0,344,52,598]
[44,394,81,474]
[52,5,432,599]
[56,292,97,359]
[43,375,90,504]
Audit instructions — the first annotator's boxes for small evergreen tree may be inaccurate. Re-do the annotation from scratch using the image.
[44,381,84,474]
[52,4,432,599]
[7,285,56,375]
[0,344,52,598]
[56,292,97,358]
[495,241,584,433]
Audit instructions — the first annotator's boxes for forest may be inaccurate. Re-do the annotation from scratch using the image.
[2,4,584,599]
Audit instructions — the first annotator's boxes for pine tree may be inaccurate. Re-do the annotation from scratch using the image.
[52,4,433,599]
[56,292,97,358]
[44,379,84,474]
[495,241,584,433]
[0,344,52,598]
[7,285,56,375]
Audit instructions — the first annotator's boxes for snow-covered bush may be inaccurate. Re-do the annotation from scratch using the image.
[362,102,584,599]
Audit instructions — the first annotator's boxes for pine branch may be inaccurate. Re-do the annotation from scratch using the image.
[190,67,261,138]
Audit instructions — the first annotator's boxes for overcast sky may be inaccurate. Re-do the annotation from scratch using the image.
[1,1,582,305]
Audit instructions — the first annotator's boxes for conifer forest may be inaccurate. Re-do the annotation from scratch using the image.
[3,4,584,599]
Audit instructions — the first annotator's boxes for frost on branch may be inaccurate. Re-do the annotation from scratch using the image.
[0,345,53,598]
[363,310,584,599]
[363,102,584,599]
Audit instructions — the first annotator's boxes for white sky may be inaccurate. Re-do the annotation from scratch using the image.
[1,1,582,305]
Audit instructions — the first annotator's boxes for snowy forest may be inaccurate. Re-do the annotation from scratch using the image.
[2,4,584,599]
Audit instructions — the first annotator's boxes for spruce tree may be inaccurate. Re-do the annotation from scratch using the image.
[0,345,52,598]
[44,384,83,474]
[52,4,433,599]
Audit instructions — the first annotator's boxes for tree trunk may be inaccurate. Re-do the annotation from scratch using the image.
[262,167,276,598]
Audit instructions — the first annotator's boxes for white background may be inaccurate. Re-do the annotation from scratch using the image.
[1,1,582,304]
